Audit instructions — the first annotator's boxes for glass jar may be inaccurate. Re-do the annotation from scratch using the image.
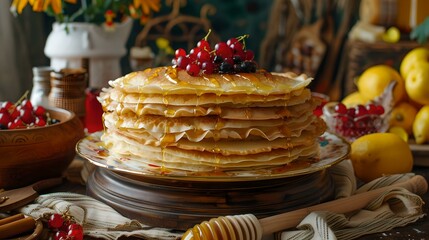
[30,66,52,107]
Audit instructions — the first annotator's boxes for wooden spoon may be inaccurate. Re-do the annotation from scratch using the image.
[182,175,428,240]
[0,178,63,212]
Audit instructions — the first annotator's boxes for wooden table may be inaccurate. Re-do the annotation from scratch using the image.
[43,159,429,239]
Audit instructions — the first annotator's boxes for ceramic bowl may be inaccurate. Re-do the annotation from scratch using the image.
[0,107,84,189]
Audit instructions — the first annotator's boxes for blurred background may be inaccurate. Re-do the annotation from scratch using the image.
[0,0,427,102]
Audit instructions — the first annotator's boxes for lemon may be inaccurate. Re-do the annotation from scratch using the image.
[382,27,400,43]
[356,65,406,105]
[400,47,429,79]
[389,102,418,134]
[350,133,413,183]
[388,126,409,142]
[341,91,367,108]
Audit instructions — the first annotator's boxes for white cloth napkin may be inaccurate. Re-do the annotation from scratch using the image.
[18,160,425,240]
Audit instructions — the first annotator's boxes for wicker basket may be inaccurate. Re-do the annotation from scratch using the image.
[344,39,422,95]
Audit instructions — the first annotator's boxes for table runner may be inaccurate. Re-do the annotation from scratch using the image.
[17,160,425,239]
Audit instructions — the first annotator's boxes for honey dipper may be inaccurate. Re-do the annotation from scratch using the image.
[181,175,428,240]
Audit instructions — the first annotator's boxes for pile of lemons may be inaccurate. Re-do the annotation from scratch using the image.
[342,47,429,182]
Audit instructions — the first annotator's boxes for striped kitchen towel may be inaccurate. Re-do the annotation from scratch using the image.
[277,160,425,240]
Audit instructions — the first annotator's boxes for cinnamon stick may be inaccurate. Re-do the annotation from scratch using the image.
[0,213,25,226]
[0,216,36,239]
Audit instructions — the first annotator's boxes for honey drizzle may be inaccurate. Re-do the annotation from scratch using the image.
[238,73,273,93]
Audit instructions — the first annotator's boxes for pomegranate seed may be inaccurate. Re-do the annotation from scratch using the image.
[366,104,378,114]
[334,103,347,114]
[376,105,385,115]
[354,105,367,117]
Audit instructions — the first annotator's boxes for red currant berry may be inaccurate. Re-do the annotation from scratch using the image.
[244,50,254,60]
[54,231,68,240]
[20,99,33,110]
[229,42,244,54]
[189,48,201,60]
[197,39,211,51]
[334,103,347,114]
[35,116,46,127]
[0,107,8,114]
[0,112,11,127]
[68,223,83,231]
[20,108,35,124]
[68,229,84,240]
[176,56,190,69]
[1,101,14,111]
[197,51,211,63]
[33,106,46,116]
[226,38,239,46]
[175,48,186,59]
[215,42,233,59]
[8,118,26,129]
[201,61,215,74]
[48,213,64,229]
[186,63,200,76]
[10,108,20,120]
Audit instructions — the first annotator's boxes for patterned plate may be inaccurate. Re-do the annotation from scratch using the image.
[76,131,350,182]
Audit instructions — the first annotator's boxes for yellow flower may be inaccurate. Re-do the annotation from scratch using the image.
[156,38,170,50]
[133,0,161,15]
[10,0,29,14]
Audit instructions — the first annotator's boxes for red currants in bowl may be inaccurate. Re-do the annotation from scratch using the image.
[322,102,388,142]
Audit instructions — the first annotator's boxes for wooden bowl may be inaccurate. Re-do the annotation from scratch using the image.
[0,107,84,189]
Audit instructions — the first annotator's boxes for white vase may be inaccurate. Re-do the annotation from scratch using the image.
[44,19,133,89]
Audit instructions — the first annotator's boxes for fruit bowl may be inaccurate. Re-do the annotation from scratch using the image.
[323,102,388,142]
[0,107,84,189]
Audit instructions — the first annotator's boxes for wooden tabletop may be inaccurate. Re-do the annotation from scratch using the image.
[47,160,429,240]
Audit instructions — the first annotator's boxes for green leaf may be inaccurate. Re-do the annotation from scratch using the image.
[411,17,429,44]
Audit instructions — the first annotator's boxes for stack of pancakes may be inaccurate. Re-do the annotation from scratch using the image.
[99,66,326,173]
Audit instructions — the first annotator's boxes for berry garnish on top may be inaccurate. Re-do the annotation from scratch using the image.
[172,30,257,76]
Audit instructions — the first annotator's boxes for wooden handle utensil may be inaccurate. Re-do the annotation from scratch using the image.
[0,177,63,212]
[182,175,428,240]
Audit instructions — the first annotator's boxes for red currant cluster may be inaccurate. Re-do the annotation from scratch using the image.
[172,34,257,76]
[0,99,59,130]
[327,103,385,140]
[48,213,84,240]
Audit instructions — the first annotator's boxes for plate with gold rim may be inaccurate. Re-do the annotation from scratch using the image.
[76,131,350,181]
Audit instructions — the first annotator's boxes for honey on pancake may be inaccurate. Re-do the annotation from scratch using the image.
[238,73,273,94]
